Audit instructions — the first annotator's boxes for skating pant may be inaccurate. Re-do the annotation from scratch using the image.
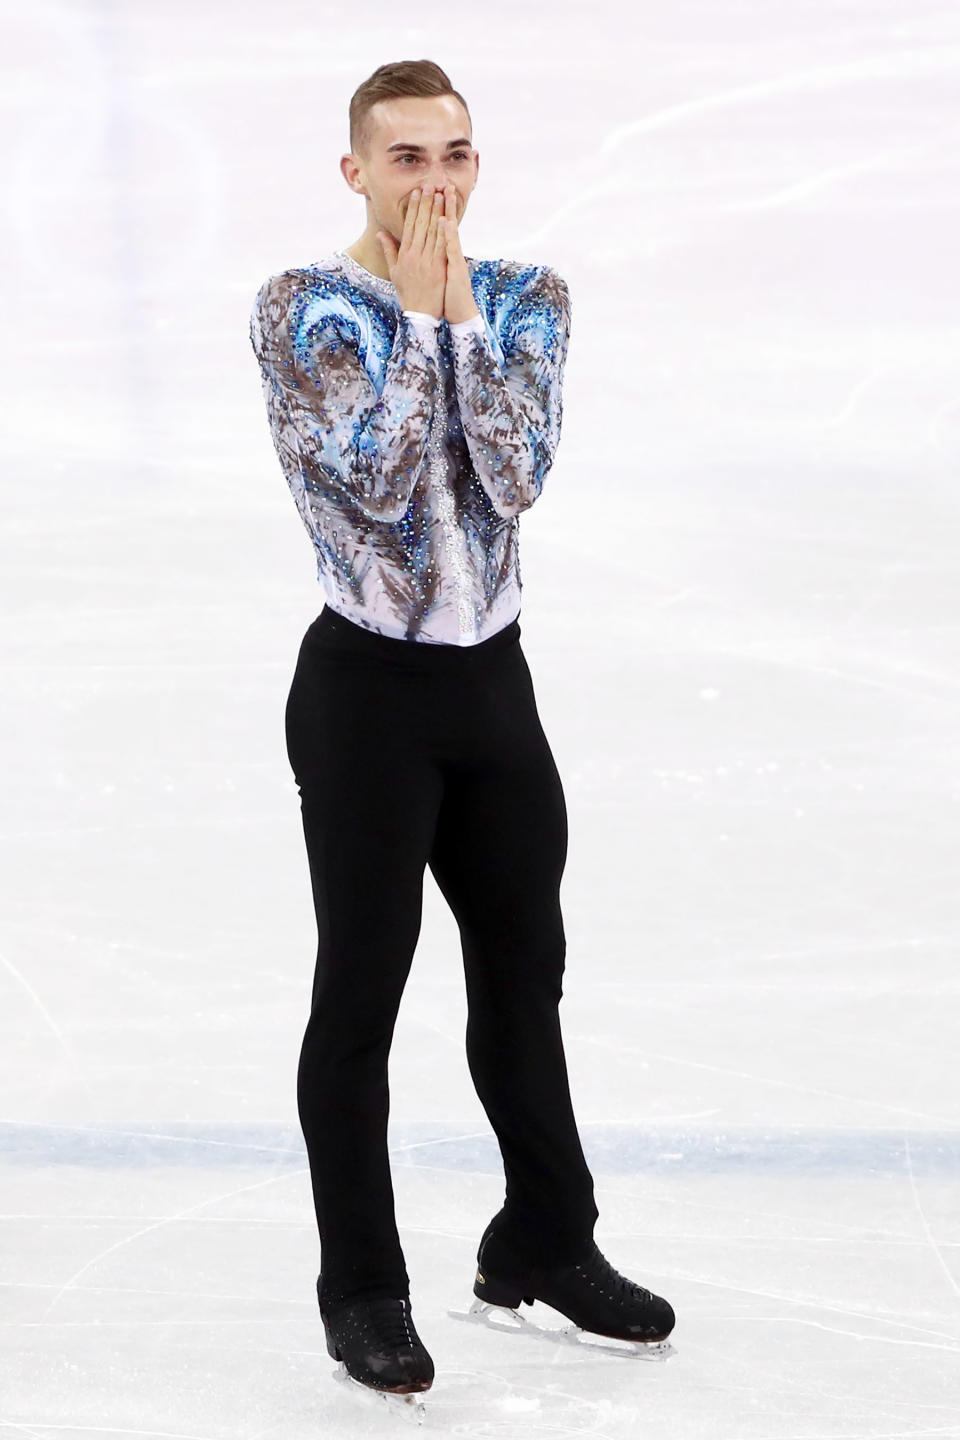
[284,603,598,1308]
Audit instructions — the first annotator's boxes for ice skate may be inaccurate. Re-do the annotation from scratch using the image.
[449,1233,677,1361]
[322,1294,434,1424]
[331,1363,427,1424]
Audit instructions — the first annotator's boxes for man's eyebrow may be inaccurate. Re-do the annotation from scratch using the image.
[385,138,473,153]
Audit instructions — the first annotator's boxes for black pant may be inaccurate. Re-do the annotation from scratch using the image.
[284,604,598,1309]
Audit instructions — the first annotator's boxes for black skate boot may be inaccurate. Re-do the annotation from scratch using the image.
[458,1228,676,1357]
[320,1289,435,1409]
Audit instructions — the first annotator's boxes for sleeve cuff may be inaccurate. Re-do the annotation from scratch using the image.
[402,310,442,329]
[449,313,486,338]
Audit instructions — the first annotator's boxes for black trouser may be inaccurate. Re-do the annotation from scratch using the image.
[284,604,598,1309]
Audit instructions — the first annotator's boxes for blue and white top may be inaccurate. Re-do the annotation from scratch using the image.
[249,248,571,644]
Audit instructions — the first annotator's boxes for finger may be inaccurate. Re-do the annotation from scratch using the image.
[433,206,446,258]
[413,183,436,248]
[426,187,443,247]
[428,187,444,249]
[400,188,420,250]
[445,212,461,259]
[435,186,451,255]
[444,189,462,250]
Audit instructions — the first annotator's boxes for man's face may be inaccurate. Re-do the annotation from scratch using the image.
[349,95,479,239]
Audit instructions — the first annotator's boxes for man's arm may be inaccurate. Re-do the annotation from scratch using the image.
[249,271,441,524]
[446,266,571,519]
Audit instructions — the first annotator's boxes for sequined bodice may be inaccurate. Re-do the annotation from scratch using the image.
[249,247,571,644]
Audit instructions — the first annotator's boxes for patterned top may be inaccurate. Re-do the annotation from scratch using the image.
[249,248,571,644]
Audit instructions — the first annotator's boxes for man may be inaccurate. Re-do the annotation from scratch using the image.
[249,59,675,1409]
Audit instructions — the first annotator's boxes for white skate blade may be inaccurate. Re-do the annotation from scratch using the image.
[448,1298,676,1361]
[332,1360,427,1424]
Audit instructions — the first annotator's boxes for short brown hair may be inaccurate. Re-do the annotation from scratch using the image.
[349,60,472,159]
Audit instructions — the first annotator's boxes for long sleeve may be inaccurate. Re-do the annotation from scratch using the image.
[250,271,442,524]
[447,267,571,519]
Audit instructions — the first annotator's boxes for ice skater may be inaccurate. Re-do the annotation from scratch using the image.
[249,58,676,1416]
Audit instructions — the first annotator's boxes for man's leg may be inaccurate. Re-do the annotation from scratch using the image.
[285,635,443,1307]
[426,645,598,1265]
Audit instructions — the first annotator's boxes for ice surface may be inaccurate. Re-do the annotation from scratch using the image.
[2,0,959,1434]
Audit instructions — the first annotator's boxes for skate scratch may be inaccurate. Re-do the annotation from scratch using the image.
[390,1128,492,1156]
[432,1367,627,1436]
[1,1278,310,1306]
[596,1178,918,1242]
[35,1168,309,1324]
[718,133,960,213]
[0,946,97,1109]
[738,1314,960,1354]
[903,1132,960,1300]
[0,944,66,1045]
[0,1213,304,1227]
[0,1427,218,1440]
[0,1118,301,1164]
[664,1270,960,1350]
[521,46,960,246]
[597,1039,955,1127]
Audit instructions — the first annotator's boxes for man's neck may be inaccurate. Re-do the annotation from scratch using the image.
[343,242,392,282]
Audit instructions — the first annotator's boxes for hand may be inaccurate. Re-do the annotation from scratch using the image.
[377,184,446,318]
[441,184,481,325]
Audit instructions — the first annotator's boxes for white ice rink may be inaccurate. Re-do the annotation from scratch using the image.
[2,0,960,1435]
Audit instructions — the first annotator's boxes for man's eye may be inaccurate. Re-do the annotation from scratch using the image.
[397,152,471,163]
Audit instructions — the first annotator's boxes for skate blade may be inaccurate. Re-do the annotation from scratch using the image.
[332,1360,427,1425]
[449,1298,676,1361]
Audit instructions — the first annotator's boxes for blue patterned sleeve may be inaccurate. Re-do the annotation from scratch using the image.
[447,266,571,517]
[250,270,440,523]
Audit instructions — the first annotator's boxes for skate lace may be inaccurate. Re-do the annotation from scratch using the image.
[578,1245,654,1304]
[366,1297,417,1353]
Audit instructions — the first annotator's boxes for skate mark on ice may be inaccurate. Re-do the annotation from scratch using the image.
[523,46,960,247]
[35,1168,309,1323]
[0,1426,222,1440]
[903,1131,960,1299]
[663,1269,960,1349]
[594,1038,956,1128]
[389,1128,493,1157]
